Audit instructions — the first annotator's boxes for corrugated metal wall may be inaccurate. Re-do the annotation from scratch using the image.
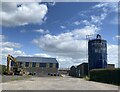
[88,35,107,71]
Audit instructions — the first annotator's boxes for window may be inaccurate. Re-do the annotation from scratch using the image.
[19,62,22,65]
[32,62,36,67]
[50,63,53,68]
[19,62,23,67]
[39,63,46,67]
[56,63,59,68]
[25,62,29,67]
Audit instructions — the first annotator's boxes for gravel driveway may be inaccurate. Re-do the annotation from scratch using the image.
[1,75,119,90]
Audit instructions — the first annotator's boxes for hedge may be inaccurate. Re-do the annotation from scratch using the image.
[0,65,7,74]
[90,68,120,85]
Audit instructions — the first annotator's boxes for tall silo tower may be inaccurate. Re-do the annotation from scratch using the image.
[88,34,107,71]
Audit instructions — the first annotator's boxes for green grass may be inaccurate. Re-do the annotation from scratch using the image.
[10,76,23,81]
[84,76,90,81]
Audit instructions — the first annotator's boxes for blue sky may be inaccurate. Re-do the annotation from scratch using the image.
[0,2,119,68]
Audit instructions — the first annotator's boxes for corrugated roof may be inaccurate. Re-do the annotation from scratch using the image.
[16,56,58,63]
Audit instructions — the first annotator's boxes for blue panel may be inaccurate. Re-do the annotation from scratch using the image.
[88,39,107,70]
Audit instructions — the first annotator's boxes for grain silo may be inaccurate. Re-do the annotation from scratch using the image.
[88,34,107,71]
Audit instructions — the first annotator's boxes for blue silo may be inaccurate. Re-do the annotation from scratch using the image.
[88,34,107,71]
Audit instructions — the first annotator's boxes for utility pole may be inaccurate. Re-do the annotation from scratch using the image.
[86,34,95,76]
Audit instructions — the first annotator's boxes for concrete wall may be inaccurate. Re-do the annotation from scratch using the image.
[25,67,58,75]
[107,64,115,69]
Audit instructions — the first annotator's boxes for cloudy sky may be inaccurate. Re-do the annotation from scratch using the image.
[0,2,119,68]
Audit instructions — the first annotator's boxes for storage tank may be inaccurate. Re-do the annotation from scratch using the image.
[88,34,107,71]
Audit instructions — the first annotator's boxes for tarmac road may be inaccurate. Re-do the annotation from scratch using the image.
[1,75,119,90]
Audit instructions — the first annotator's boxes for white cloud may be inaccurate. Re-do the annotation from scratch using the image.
[93,3,109,8]
[35,29,44,33]
[73,21,81,25]
[20,30,26,33]
[107,44,118,67]
[91,2,118,26]
[116,35,120,40]
[33,53,51,57]
[82,20,91,25]
[0,34,22,48]
[1,42,22,48]
[56,56,76,68]
[32,25,98,67]
[81,6,107,26]
[0,2,48,27]
[19,53,51,58]
[56,56,87,68]
[1,47,26,65]
[1,35,25,64]
[34,29,49,34]
[0,35,22,48]
[33,25,97,55]
[113,35,120,40]
[72,25,98,39]
[60,26,66,29]
[2,47,25,57]
[93,2,118,12]
[48,2,56,6]
[1,2,18,13]
[91,13,107,25]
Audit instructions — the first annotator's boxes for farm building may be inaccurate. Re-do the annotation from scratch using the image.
[69,66,77,77]
[69,63,88,78]
[11,56,59,75]
[69,63,115,78]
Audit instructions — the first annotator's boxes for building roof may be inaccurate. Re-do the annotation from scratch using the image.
[16,56,58,63]
[70,65,77,69]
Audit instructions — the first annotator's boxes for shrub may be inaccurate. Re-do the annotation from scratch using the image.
[0,65,7,74]
[90,68,120,85]
[84,76,90,81]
